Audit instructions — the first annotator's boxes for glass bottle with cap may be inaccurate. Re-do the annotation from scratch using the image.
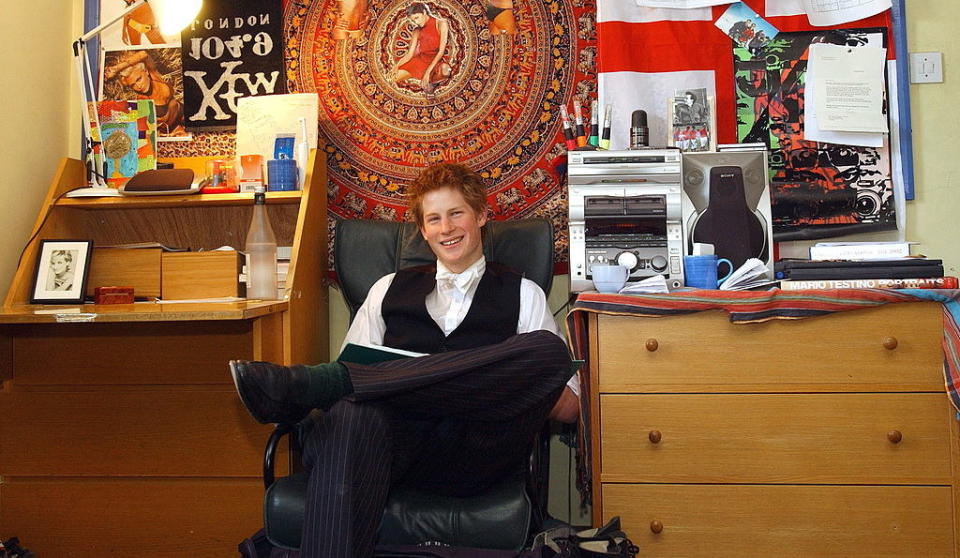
[245,186,278,300]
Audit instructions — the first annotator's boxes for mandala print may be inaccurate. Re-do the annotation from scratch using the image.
[285,0,593,265]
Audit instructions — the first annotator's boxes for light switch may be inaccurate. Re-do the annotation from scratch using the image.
[910,52,944,83]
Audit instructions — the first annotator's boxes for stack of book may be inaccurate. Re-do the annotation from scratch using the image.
[240,246,292,299]
[777,241,957,290]
[277,245,291,299]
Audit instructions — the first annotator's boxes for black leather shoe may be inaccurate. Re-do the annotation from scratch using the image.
[229,360,313,424]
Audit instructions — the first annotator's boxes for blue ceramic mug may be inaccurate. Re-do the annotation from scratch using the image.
[683,255,733,289]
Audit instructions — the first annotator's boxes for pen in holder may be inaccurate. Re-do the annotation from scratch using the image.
[201,158,238,193]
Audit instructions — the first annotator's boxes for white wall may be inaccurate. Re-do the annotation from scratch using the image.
[0,1,76,298]
[904,0,960,274]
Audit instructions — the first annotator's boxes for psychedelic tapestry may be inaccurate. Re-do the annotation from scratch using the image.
[284,0,596,265]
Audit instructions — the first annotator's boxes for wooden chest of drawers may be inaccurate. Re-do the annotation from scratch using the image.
[588,302,960,557]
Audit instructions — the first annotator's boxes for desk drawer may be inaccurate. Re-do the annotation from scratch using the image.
[600,393,953,484]
[0,390,282,476]
[602,483,955,558]
[597,303,943,393]
[8,321,254,386]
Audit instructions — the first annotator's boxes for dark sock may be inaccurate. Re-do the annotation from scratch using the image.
[295,361,353,411]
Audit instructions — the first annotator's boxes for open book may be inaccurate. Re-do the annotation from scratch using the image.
[338,342,585,377]
[719,258,776,291]
[337,342,426,365]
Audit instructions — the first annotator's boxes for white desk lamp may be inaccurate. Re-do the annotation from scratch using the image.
[70,0,202,197]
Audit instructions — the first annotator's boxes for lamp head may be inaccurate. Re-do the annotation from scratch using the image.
[151,0,203,35]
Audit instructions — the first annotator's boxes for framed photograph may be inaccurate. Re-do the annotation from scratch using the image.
[667,90,717,153]
[30,240,94,304]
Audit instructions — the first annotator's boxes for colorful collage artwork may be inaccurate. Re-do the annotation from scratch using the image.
[90,99,158,187]
[734,28,896,239]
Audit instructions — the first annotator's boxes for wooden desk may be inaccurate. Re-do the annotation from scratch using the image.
[587,303,960,557]
[0,155,328,556]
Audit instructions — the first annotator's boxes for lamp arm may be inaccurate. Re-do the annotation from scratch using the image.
[79,0,148,42]
[72,0,150,188]
[73,39,107,187]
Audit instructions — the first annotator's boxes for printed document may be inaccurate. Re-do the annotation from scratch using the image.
[810,44,888,134]
[803,0,891,27]
[634,0,735,8]
[765,0,805,16]
[804,38,886,146]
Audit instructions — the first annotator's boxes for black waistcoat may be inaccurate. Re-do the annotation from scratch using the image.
[381,262,522,354]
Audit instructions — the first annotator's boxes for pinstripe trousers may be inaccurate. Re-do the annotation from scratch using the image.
[299,330,572,558]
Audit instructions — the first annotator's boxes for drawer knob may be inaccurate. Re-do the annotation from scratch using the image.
[648,430,662,444]
[650,520,663,534]
[882,337,898,350]
[645,338,659,352]
[887,430,903,444]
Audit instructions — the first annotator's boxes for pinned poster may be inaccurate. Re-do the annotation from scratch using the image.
[802,0,891,27]
[236,93,320,165]
[765,0,805,16]
[180,0,286,131]
[635,0,735,8]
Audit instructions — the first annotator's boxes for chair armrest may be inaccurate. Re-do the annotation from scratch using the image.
[263,423,298,489]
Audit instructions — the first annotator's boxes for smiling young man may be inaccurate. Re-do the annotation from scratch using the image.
[230,162,576,558]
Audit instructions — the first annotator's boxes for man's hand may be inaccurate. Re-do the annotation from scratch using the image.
[548,386,579,423]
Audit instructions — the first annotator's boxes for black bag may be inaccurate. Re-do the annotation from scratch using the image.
[530,517,638,558]
[0,538,35,558]
[374,516,638,558]
[373,544,520,558]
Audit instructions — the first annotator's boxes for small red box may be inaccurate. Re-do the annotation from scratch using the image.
[94,286,135,305]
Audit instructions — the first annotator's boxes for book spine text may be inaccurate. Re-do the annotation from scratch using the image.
[779,277,958,290]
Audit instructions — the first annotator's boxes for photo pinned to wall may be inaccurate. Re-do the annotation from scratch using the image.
[101,45,190,141]
[669,87,715,152]
[715,1,779,56]
[30,240,94,305]
[98,0,182,49]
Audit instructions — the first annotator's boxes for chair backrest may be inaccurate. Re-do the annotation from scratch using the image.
[334,219,554,321]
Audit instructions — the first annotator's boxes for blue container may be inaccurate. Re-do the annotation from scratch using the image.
[267,158,298,191]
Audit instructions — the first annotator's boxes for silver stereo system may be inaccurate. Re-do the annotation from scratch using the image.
[568,149,684,292]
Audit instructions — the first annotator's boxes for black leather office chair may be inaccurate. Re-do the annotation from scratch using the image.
[261,218,556,551]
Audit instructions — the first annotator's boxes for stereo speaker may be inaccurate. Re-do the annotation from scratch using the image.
[681,151,773,271]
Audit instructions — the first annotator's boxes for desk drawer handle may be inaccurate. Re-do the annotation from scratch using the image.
[887,430,903,444]
[883,337,898,350]
[650,520,663,534]
[645,338,659,352]
[648,430,662,444]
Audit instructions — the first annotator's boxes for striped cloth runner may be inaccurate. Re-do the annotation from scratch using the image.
[564,288,960,504]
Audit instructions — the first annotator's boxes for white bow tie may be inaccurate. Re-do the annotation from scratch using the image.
[436,268,478,293]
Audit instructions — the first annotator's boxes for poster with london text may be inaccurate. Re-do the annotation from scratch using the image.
[180,0,286,131]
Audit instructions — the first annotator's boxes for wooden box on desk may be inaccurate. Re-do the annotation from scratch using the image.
[86,247,162,298]
[161,251,241,300]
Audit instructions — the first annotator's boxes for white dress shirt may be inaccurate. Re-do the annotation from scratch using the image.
[342,256,579,395]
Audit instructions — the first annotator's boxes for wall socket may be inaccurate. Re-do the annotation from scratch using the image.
[910,52,944,84]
